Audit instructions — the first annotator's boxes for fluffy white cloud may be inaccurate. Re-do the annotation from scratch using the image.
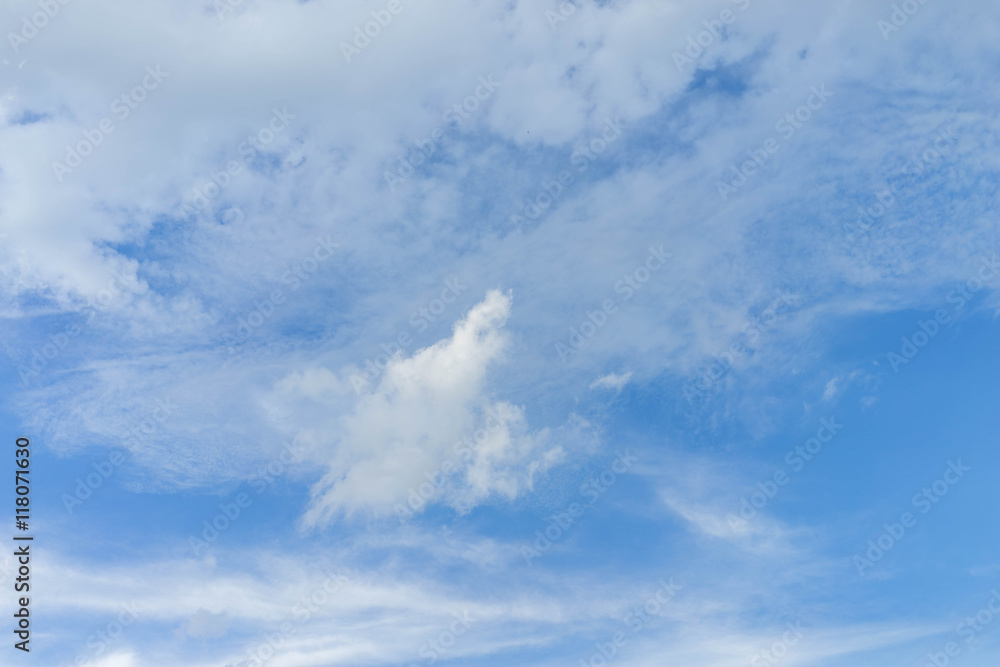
[264,290,565,525]
[4,2,1000,663]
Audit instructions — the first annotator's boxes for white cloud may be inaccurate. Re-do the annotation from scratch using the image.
[279,290,565,526]
[90,654,139,667]
[5,2,1000,664]
[589,371,632,392]
[182,607,231,639]
[822,376,840,401]
[4,0,998,469]
[37,533,944,667]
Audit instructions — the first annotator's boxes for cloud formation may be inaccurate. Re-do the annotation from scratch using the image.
[274,290,565,525]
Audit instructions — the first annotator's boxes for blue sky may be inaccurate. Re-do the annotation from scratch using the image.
[1,0,1000,665]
